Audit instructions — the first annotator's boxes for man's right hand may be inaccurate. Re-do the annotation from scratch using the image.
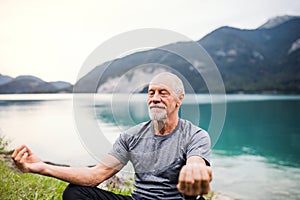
[11,145,44,173]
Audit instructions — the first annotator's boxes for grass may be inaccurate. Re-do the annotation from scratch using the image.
[0,158,134,200]
[0,134,10,153]
[0,134,133,199]
[0,160,68,200]
[104,176,134,196]
[0,133,67,199]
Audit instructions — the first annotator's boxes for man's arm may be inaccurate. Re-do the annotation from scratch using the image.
[177,156,212,196]
[11,145,123,187]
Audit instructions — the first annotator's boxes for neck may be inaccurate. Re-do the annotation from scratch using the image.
[153,116,179,135]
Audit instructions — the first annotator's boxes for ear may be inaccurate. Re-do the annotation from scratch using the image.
[180,94,184,100]
[176,94,184,107]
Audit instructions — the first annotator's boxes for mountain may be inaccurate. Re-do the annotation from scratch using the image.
[75,15,300,94]
[0,74,13,85]
[50,81,73,90]
[258,15,296,29]
[0,75,73,94]
[200,16,300,93]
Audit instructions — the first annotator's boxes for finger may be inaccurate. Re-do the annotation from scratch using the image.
[185,165,194,183]
[199,165,210,181]
[192,163,202,181]
[177,165,187,192]
[207,166,213,181]
[199,165,211,194]
[184,165,194,195]
[20,152,28,164]
[11,144,26,159]
[201,181,210,194]
[14,147,27,162]
[25,146,33,156]
[192,164,202,194]
[17,152,29,172]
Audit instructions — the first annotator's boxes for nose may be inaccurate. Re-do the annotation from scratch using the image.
[150,91,161,103]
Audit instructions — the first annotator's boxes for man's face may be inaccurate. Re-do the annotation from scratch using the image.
[147,82,180,121]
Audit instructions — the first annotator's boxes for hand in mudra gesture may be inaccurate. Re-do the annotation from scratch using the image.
[11,145,44,173]
[177,157,212,197]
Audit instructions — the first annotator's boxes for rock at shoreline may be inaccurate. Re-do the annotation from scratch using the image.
[211,192,235,200]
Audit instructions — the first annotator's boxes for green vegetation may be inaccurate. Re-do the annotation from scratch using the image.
[0,134,132,199]
[0,159,134,200]
[0,134,10,154]
[102,177,134,196]
[0,133,68,199]
[0,160,67,200]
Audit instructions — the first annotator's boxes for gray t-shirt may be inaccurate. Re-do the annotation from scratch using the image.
[109,118,211,200]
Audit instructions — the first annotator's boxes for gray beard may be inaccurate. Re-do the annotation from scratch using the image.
[148,108,167,121]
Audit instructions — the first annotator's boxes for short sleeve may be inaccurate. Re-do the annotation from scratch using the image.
[186,129,211,166]
[109,133,130,165]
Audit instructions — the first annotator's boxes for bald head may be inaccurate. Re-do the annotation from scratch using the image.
[149,72,185,98]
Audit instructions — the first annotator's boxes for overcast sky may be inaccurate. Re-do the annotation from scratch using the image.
[1,0,299,84]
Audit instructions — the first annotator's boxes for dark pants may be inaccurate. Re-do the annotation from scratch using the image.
[62,184,205,200]
[62,184,133,200]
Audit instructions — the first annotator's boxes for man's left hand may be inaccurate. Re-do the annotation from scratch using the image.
[177,159,212,196]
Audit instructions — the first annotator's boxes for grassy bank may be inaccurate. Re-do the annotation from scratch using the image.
[0,133,133,199]
[0,159,67,200]
[0,134,67,199]
[0,156,134,200]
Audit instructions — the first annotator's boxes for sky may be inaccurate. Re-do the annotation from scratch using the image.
[0,0,299,84]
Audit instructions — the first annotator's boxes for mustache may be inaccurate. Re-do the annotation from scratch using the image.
[149,103,166,109]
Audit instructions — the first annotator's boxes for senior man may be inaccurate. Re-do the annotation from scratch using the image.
[12,72,212,200]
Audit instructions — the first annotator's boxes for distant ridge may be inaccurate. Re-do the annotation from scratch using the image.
[75,15,300,94]
[0,74,13,86]
[0,74,73,94]
[258,15,300,29]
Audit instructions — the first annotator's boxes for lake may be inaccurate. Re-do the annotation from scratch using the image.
[0,93,300,199]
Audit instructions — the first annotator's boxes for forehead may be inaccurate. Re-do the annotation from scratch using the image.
[148,81,173,92]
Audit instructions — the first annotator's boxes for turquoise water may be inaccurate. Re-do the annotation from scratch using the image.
[214,100,300,167]
[0,94,300,199]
